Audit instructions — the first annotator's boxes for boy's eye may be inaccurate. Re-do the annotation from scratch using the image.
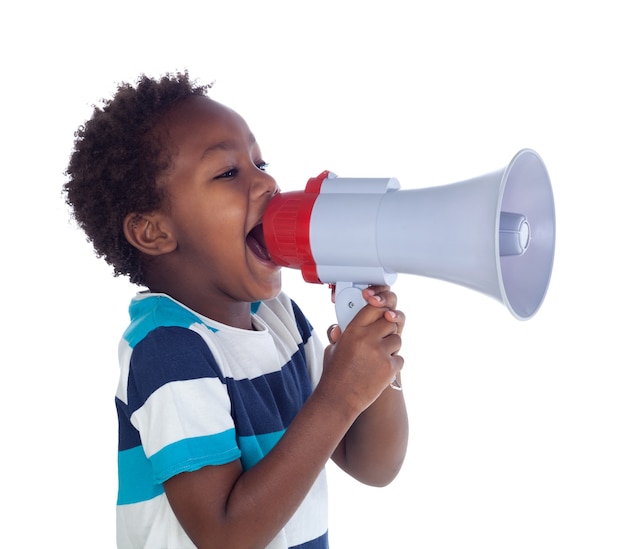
[216,162,268,180]
[216,168,238,179]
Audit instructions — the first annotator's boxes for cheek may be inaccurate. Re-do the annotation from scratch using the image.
[175,190,240,233]
[167,182,249,253]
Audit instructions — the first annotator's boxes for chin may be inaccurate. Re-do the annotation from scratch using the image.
[252,273,282,303]
[263,282,283,301]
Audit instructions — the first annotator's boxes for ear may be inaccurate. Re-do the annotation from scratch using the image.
[123,211,177,256]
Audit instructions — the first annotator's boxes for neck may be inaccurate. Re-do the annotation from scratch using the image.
[146,285,255,330]
[143,262,257,330]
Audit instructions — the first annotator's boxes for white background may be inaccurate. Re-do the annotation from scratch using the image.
[2,1,624,547]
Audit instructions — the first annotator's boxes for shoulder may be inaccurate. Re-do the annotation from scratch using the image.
[122,293,214,349]
[118,294,224,403]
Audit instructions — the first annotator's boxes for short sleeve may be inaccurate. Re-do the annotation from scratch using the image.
[126,326,241,483]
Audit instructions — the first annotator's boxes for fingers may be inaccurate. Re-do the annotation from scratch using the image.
[362,286,396,309]
[357,286,405,336]
[328,285,405,348]
[383,308,405,337]
[322,287,406,410]
[374,315,403,356]
[331,304,403,357]
[326,323,341,344]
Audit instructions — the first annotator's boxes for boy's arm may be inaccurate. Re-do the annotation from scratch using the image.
[330,288,409,486]
[331,376,408,486]
[164,287,404,549]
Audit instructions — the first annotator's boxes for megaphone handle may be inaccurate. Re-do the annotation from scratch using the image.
[334,282,368,330]
[333,282,403,391]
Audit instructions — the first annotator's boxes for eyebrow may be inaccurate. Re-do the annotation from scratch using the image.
[201,133,258,159]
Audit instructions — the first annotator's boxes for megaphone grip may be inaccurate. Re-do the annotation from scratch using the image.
[334,282,368,330]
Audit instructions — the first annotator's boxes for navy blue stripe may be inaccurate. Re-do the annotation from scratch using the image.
[117,397,142,452]
[228,349,312,437]
[126,327,224,416]
[291,531,329,548]
[119,331,312,450]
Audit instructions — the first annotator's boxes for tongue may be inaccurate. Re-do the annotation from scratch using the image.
[247,226,272,261]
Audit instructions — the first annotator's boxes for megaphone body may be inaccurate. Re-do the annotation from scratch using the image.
[263,149,555,329]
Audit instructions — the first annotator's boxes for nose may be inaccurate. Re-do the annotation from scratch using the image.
[253,168,280,198]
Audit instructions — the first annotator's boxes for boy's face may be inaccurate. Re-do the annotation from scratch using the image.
[152,96,281,320]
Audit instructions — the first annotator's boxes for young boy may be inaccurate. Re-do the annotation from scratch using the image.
[64,72,408,549]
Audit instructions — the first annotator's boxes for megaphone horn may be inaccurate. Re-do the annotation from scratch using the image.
[263,149,556,328]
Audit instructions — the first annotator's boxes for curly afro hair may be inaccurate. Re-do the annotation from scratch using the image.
[64,71,211,286]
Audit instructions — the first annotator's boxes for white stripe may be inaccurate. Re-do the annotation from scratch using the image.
[131,377,233,458]
[190,320,302,381]
[283,469,329,546]
[117,494,195,549]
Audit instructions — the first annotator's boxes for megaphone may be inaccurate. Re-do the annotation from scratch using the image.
[263,149,555,329]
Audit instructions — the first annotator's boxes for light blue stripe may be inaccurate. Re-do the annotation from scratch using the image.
[238,430,285,470]
[151,431,241,484]
[123,295,217,348]
[117,446,164,505]
[118,431,241,505]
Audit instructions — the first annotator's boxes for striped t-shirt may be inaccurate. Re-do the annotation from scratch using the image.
[115,291,328,548]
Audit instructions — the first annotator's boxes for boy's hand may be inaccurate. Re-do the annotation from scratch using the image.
[321,285,405,416]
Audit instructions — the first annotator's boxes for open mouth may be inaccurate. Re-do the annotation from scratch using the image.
[246,224,272,261]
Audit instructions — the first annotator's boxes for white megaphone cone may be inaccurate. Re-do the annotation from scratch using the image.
[263,149,555,329]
